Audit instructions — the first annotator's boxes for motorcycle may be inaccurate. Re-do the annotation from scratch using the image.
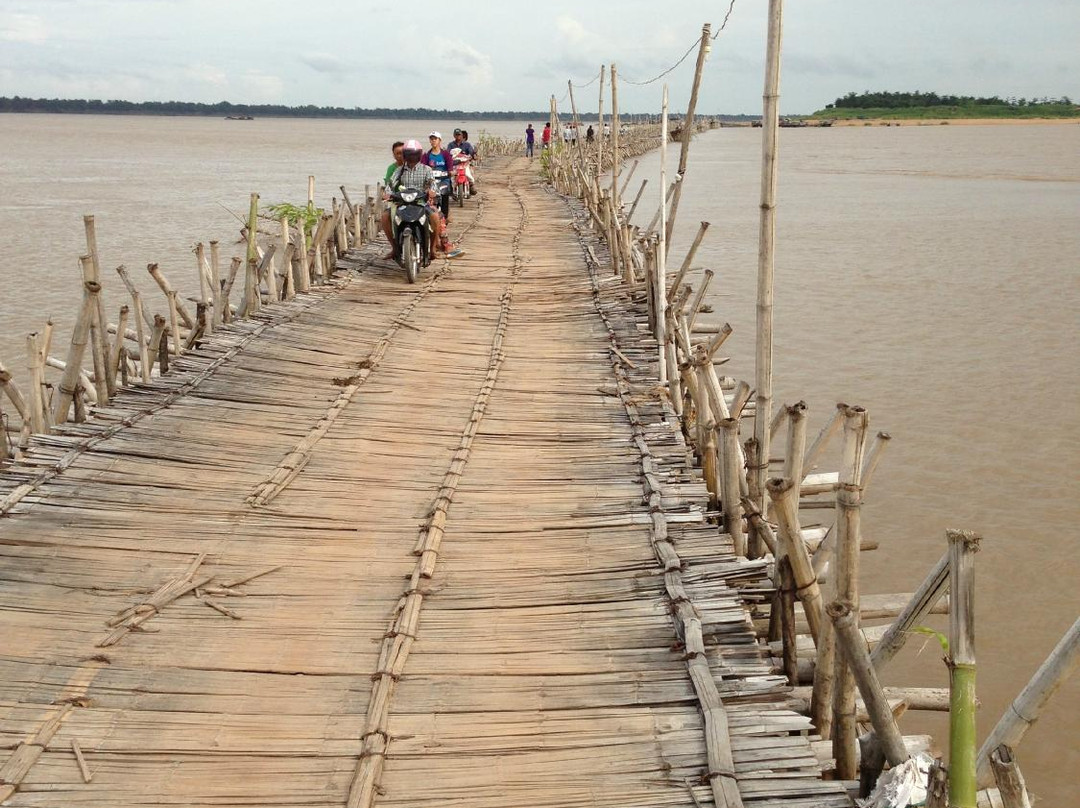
[451,149,472,207]
[390,186,431,283]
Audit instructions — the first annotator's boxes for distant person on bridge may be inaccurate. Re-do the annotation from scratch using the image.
[451,129,477,195]
[541,122,551,150]
[525,124,535,157]
[586,125,594,143]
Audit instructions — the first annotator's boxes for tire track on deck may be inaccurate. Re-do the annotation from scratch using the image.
[246,194,489,506]
[345,176,528,808]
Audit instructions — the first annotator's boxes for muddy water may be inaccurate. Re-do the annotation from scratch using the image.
[1,115,1078,802]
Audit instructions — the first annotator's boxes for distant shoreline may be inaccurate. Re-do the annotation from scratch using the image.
[828,117,1080,127]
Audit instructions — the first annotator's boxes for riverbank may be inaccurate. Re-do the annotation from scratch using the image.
[828,117,1080,127]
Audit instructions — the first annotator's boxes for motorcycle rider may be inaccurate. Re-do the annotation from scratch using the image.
[422,131,454,225]
[450,128,477,195]
[381,139,450,260]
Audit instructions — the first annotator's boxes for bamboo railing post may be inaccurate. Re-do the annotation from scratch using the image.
[81,256,109,405]
[976,615,1079,786]
[279,216,294,300]
[783,401,808,488]
[719,418,745,554]
[53,289,96,423]
[744,438,766,558]
[128,289,149,383]
[871,550,950,669]
[753,0,784,518]
[610,63,620,207]
[0,399,9,462]
[664,23,711,252]
[832,405,869,780]
[195,242,212,336]
[25,333,47,434]
[656,85,670,387]
[766,478,823,643]
[828,600,909,768]
[166,290,181,356]
[83,215,113,399]
[668,221,710,296]
[778,557,798,685]
[948,528,981,808]
[209,240,222,326]
[987,746,1031,808]
[627,178,649,222]
[0,360,30,426]
[147,315,166,374]
[108,305,129,389]
[222,256,242,320]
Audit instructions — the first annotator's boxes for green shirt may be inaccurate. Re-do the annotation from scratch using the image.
[385,161,401,186]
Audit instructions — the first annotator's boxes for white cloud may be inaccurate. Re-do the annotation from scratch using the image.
[185,63,228,87]
[435,39,493,88]
[0,12,49,43]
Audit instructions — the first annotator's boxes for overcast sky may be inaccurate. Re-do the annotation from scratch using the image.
[1,0,1077,114]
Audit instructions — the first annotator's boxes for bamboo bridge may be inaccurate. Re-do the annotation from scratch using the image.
[0,157,851,808]
[2,140,1075,808]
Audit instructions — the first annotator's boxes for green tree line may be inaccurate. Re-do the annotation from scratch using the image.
[827,91,1074,110]
[0,96,552,119]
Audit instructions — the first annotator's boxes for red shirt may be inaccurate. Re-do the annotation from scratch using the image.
[541,126,551,144]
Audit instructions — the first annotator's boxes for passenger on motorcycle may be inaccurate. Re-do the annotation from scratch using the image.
[384,141,405,186]
[381,139,450,260]
[422,132,455,224]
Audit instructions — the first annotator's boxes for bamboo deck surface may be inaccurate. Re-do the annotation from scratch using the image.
[0,159,849,807]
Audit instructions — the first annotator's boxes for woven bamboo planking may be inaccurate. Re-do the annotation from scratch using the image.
[0,159,848,807]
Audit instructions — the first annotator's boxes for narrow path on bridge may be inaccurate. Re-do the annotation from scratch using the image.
[0,159,847,808]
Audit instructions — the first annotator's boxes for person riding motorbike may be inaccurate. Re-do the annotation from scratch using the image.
[422,132,454,225]
[450,128,477,195]
[381,139,450,260]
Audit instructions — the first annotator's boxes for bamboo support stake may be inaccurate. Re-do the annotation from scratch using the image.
[627,178,649,222]
[115,265,153,331]
[81,256,109,405]
[656,84,670,385]
[744,439,765,558]
[976,615,1079,786]
[25,334,47,434]
[778,558,798,684]
[166,291,181,356]
[871,550,950,669]
[222,256,242,321]
[669,221,711,297]
[802,402,845,480]
[53,291,96,425]
[131,291,151,382]
[987,746,1031,808]
[619,159,639,197]
[828,600,909,767]
[686,269,714,331]
[766,478,823,643]
[664,23,711,252]
[245,192,261,311]
[279,216,294,300]
[753,0,784,517]
[147,264,195,329]
[610,63,620,206]
[948,528,981,808]
[146,315,165,374]
[83,215,113,398]
[195,243,213,335]
[210,240,222,325]
[832,405,868,780]
[719,418,745,553]
[108,305,129,388]
[783,401,808,489]
[0,360,29,422]
[0,400,9,462]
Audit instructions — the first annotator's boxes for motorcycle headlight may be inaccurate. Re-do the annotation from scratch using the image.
[400,191,418,203]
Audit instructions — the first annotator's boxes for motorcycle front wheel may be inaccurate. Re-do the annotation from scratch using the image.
[402,229,418,284]
[456,183,464,207]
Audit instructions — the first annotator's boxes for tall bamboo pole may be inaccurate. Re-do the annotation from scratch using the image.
[948,529,981,808]
[610,64,620,208]
[664,23,711,252]
[245,192,260,314]
[657,85,670,385]
[209,240,223,325]
[24,334,47,434]
[753,0,784,517]
[596,65,605,186]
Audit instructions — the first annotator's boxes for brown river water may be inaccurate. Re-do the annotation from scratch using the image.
[1,115,1078,802]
